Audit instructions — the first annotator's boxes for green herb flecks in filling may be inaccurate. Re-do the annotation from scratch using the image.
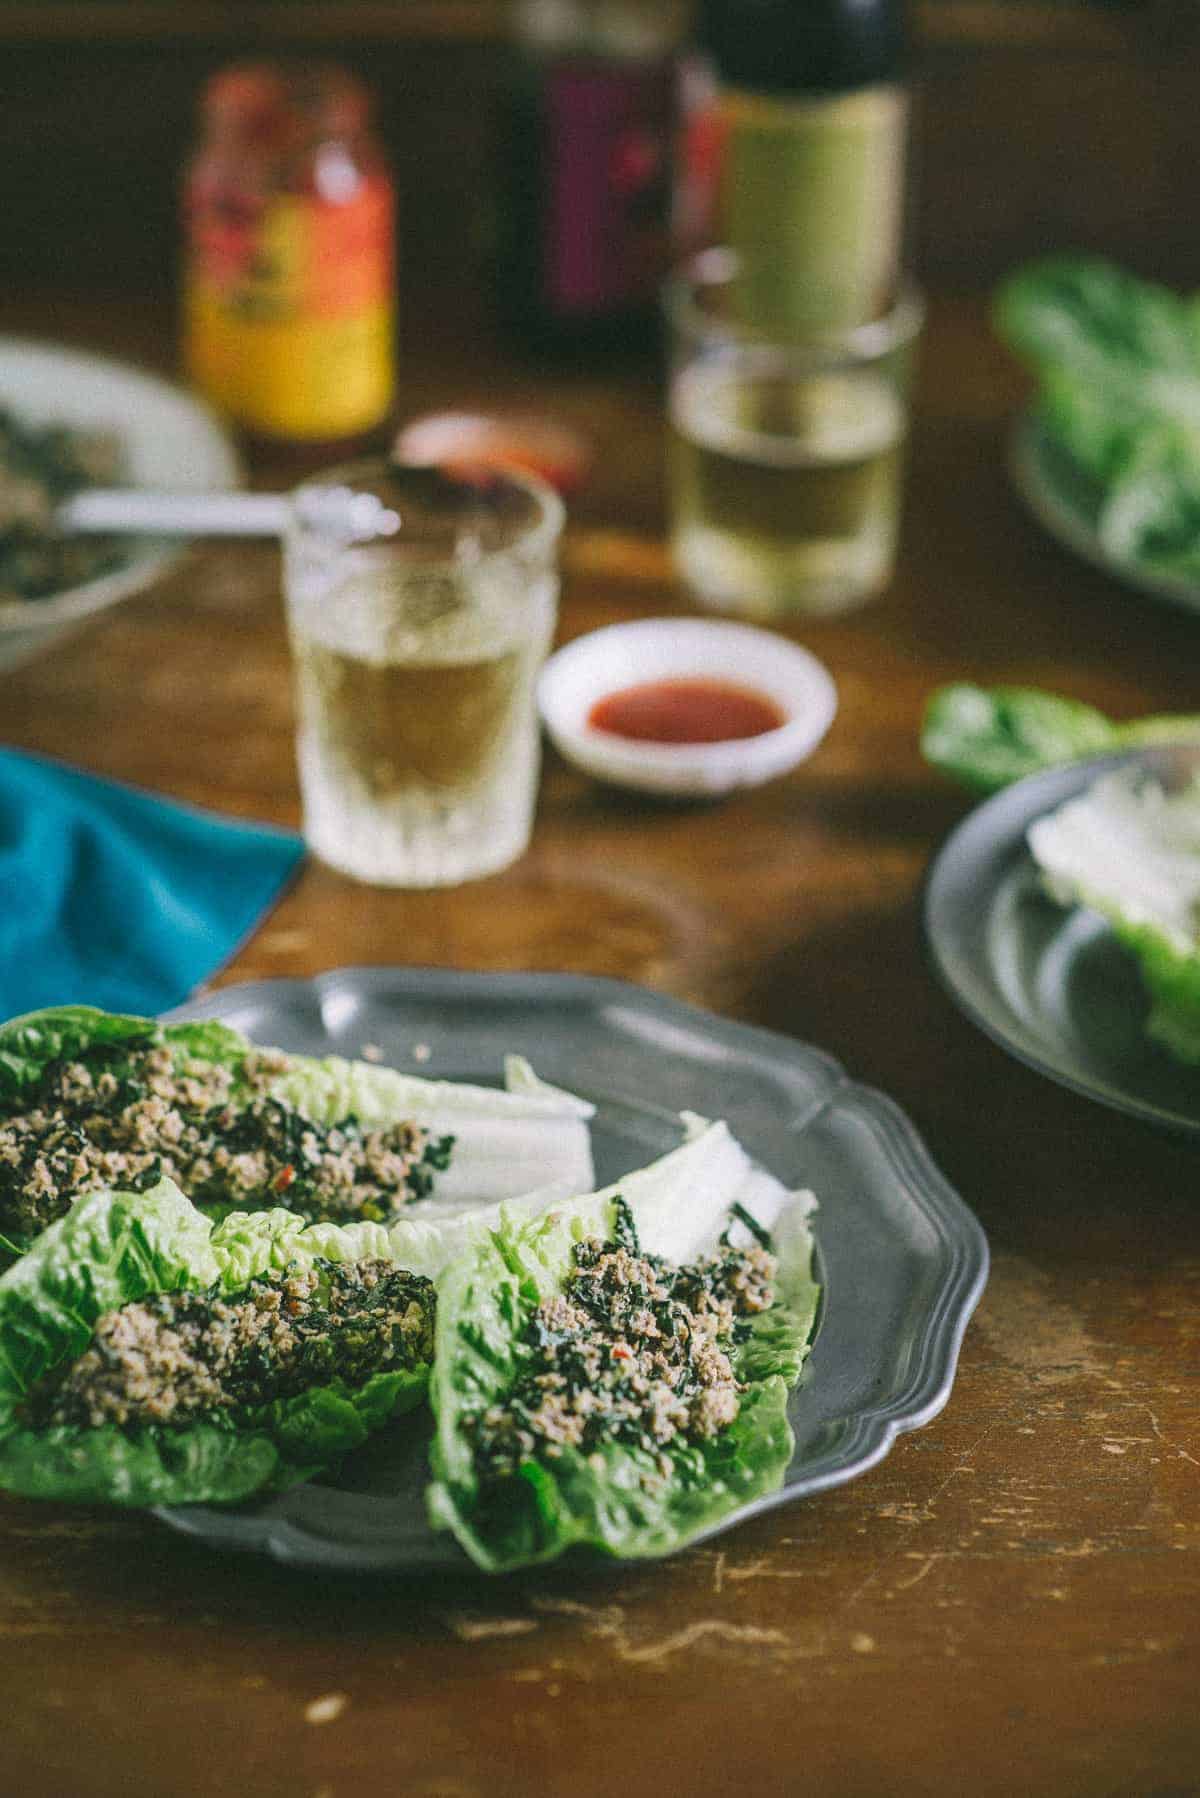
[0,1039,455,1241]
[0,405,128,603]
[24,1257,436,1434]
[466,1198,777,1485]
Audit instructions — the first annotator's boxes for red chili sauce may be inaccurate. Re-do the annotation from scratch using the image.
[587,677,787,745]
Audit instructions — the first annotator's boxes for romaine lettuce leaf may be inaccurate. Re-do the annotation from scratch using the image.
[995,254,1200,577]
[426,1134,819,1572]
[0,1005,595,1256]
[997,256,1200,391]
[388,1113,798,1283]
[0,1005,160,1104]
[0,1177,431,1506]
[1028,766,1200,1062]
[272,1049,594,1208]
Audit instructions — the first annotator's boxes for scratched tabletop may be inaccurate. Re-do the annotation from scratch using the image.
[0,288,1197,1798]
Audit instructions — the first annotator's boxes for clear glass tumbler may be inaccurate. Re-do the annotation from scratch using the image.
[283,460,564,886]
[664,249,924,619]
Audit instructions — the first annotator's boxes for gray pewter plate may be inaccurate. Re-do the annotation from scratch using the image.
[924,746,1200,1135]
[156,967,988,1575]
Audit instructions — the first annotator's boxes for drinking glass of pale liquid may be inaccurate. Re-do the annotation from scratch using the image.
[664,249,923,619]
[283,460,564,886]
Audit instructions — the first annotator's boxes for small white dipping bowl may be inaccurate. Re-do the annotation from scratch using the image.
[537,617,837,797]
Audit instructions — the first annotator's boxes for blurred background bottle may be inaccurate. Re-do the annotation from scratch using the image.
[183,63,395,453]
[496,0,688,352]
[676,0,910,335]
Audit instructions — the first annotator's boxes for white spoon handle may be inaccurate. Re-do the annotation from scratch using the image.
[57,489,292,538]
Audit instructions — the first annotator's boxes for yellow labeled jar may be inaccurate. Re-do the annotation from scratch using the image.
[183,64,395,447]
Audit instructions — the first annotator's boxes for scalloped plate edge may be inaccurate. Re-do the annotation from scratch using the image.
[155,967,988,1573]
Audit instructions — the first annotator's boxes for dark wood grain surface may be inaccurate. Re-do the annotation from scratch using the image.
[1,288,1198,1798]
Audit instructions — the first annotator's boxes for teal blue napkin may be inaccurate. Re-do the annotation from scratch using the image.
[0,747,304,1018]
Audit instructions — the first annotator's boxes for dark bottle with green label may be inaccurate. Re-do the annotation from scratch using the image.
[679,0,910,335]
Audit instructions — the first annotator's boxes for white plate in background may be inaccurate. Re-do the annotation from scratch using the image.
[0,337,240,669]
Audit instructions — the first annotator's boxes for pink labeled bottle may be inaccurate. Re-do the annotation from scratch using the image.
[496,0,688,352]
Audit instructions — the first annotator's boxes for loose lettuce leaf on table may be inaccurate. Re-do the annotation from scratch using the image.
[427,1121,819,1572]
[0,1177,433,1506]
[1028,767,1200,1064]
[921,684,1200,797]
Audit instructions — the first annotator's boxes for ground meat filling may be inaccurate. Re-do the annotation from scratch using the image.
[27,1258,436,1433]
[0,1039,454,1241]
[468,1202,778,1485]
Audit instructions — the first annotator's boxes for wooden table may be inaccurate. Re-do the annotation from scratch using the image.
[2,292,1198,1798]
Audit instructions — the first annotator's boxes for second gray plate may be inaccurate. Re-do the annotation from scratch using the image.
[157,967,987,1574]
[924,749,1200,1134]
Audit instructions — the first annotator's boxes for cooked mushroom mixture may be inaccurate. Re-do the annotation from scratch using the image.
[0,1038,454,1242]
[26,1258,436,1433]
[468,1201,777,1484]
[0,406,127,603]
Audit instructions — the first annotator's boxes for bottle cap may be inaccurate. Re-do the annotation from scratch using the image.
[394,412,592,496]
[697,0,905,95]
[202,62,371,142]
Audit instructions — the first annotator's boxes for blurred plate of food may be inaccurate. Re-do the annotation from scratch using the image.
[0,337,240,669]
[997,254,1200,615]
[1009,413,1200,615]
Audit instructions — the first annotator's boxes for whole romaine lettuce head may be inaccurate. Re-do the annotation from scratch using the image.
[0,1176,432,1506]
[995,254,1200,574]
[1028,765,1200,1063]
[0,1004,595,1258]
[426,1121,819,1572]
